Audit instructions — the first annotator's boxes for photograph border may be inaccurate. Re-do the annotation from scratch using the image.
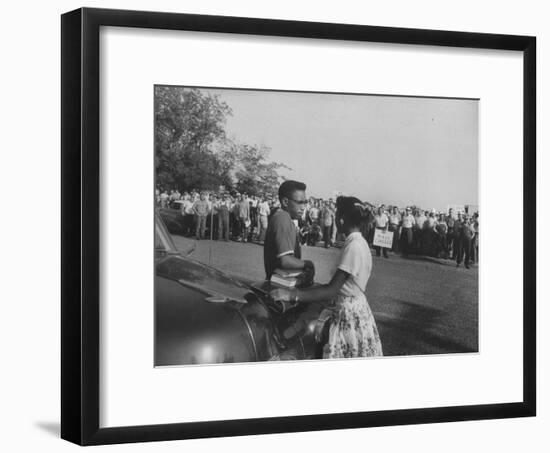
[61,7,536,445]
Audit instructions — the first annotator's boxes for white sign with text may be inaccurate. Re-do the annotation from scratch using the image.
[373,229,394,248]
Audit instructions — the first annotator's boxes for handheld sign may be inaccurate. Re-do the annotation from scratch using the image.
[373,229,394,248]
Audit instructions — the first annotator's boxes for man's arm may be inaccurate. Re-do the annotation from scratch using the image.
[270,212,315,279]
[279,254,307,270]
[279,254,315,286]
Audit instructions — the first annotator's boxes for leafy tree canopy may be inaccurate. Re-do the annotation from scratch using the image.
[155,86,289,195]
[233,143,290,197]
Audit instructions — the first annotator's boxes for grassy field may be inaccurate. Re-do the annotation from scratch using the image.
[172,235,478,356]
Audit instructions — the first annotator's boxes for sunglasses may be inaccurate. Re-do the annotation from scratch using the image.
[288,198,308,206]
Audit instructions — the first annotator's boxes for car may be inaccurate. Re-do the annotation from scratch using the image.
[157,205,187,235]
[155,211,328,366]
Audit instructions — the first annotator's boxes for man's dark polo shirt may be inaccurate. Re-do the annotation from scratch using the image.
[263,208,301,279]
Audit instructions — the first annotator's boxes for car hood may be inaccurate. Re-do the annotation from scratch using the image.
[156,255,253,304]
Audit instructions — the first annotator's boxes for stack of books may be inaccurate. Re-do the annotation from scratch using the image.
[270,268,304,288]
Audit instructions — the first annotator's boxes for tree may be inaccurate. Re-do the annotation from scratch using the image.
[155,86,233,191]
[233,143,290,196]
[155,86,291,195]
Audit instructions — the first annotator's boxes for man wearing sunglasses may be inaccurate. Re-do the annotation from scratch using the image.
[263,180,315,284]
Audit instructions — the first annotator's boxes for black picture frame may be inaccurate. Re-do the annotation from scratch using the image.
[61,7,536,446]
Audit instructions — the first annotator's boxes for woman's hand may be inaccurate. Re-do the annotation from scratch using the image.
[268,288,298,314]
[269,288,293,302]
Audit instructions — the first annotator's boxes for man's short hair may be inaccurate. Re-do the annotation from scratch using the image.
[278,180,306,202]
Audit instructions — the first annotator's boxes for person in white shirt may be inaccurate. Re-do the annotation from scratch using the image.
[436,213,449,257]
[249,195,258,235]
[270,196,383,358]
[308,200,320,225]
[330,200,338,244]
[400,207,416,257]
[159,190,169,208]
[424,211,439,255]
[237,194,251,242]
[217,194,232,241]
[389,206,401,252]
[180,193,195,236]
[170,189,181,203]
[209,194,219,239]
[321,201,335,248]
[470,212,479,264]
[373,206,390,258]
[413,209,427,253]
[257,196,271,243]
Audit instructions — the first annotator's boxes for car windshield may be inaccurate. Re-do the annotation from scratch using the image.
[155,229,176,254]
[155,211,196,257]
[155,213,179,255]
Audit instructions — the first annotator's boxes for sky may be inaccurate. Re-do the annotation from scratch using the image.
[200,87,478,211]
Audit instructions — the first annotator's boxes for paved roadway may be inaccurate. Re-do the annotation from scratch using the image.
[172,235,478,357]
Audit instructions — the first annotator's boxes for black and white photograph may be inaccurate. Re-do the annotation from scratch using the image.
[154,85,479,366]
[53,4,537,448]
[0,0,544,448]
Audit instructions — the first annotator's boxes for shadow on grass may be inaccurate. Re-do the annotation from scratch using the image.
[395,254,454,266]
[375,299,478,357]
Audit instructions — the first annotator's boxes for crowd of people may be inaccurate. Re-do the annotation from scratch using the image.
[156,188,340,246]
[156,187,479,269]
[156,180,479,359]
[366,205,479,268]
[157,188,282,243]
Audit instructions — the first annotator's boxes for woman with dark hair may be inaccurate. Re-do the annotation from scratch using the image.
[270,196,383,358]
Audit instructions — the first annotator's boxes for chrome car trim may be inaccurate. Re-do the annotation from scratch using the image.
[298,337,306,358]
[177,279,248,304]
[235,310,258,361]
